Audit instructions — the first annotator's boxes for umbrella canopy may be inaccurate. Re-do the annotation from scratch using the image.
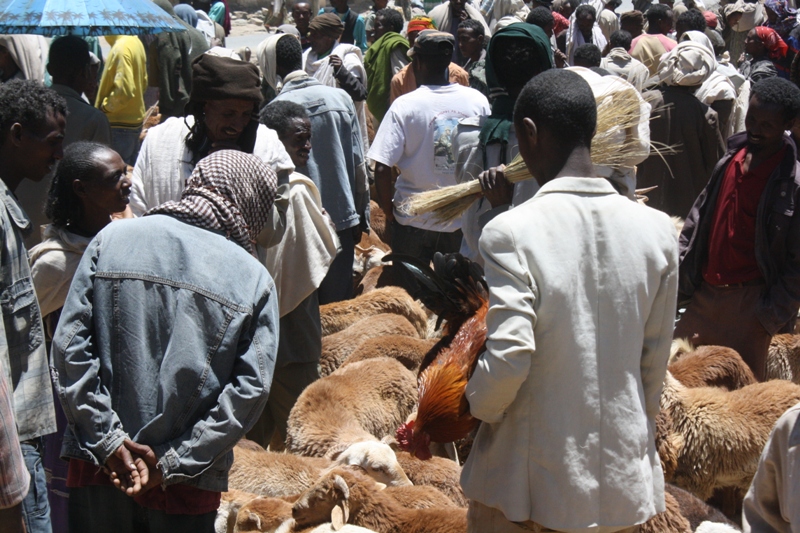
[0,0,186,36]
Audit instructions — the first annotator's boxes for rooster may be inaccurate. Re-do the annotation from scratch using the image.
[386,252,489,460]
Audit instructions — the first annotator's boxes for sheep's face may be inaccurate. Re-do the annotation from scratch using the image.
[333,441,413,487]
[292,474,351,528]
[236,498,292,532]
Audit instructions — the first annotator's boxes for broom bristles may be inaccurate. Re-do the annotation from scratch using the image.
[400,86,662,224]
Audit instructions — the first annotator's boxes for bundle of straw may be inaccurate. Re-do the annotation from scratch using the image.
[401,86,656,224]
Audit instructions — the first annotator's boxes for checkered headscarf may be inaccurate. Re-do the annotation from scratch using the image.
[146,150,277,254]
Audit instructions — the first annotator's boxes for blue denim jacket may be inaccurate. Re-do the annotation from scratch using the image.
[0,179,55,441]
[52,215,278,492]
[273,74,368,232]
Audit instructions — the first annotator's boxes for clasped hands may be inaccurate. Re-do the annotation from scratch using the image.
[104,439,164,496]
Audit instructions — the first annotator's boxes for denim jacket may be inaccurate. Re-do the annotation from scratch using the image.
[273,73,369,232]
[0,179,55,441]
[52,215,279,492]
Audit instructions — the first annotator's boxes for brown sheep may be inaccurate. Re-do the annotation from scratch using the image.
[353,245,388,291]
[664,484,739,531]
[394,452,466,508]
[340,335,437,374]
[766,333,800,383]
[638,490,692,533]
[658,372,800,499]
[228,445,332,498]
[291,467,467,533]
[668,342,757,391]
[319,314,419,377]
[320,287,428,337]
[235,496,294,532]
[383,484,458,510]
[354,265,408,296]
[369,200,388,245]
[217,489,260,533]
[286,358,418,458]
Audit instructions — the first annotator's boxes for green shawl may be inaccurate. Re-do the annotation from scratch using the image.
[365,31,409,123]
[478,23,553,167]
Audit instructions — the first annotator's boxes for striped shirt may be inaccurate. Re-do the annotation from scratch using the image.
[0,356,30,508]
[0,179,56,441]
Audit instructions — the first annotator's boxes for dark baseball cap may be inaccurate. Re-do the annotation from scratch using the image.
[407,30,455,57]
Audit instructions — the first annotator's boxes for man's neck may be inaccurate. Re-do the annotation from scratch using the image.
[747,139,786,170]
[0,157,23,192]
[538,146,595,186]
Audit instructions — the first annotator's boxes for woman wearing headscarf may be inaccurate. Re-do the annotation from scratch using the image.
[764,0,797,41]
[723,0,766,67]
[740,26,789,80]
[453,23,553,265]
[129,52,293,217]
[680,30,738,138]
[637,38,725,218]
[0,35,48,82]
[53,149,279,533]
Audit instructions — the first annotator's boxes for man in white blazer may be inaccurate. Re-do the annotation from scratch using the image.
[461,69,679,533]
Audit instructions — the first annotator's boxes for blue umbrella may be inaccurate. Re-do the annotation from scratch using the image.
[0,0,186,35]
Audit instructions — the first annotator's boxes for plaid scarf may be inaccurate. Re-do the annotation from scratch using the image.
[146,150,277,254]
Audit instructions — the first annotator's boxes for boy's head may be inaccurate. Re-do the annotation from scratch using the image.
[514,69,596,184]
[746,77,800,153]
[573,43,602,68]
[609,29,632,51]
[526,7,555,37]
[457,19,486,61]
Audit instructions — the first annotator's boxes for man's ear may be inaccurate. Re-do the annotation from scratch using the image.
[72,179,88,200]
[522,116,538,147]
[8,123,24,148]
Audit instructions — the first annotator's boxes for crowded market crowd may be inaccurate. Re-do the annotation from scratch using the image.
[1,0,800,531]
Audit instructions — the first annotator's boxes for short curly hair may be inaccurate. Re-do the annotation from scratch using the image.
[750,77,800,121]
[260,100,309,138]
[0,80,67,148]
[527,7,555,29]
[46,142,114,227]
[377,8,404,34]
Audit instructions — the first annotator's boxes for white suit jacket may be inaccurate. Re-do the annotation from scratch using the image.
[461,177,678,532]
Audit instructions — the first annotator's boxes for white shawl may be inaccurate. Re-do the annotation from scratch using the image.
[257,33,285,94]
[258,173,340,316]
[303,42,370,152]
[0,35,48,82]
[429,2,491,36]
[566,22,608,65]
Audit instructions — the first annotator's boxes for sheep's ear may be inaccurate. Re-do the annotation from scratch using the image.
[374,482,387,491]
[331,501,349,531]
[381,435,400,451]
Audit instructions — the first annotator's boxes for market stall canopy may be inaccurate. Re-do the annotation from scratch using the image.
[0,0,186,35]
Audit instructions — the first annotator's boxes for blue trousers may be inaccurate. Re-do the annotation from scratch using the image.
[21,438,52,533]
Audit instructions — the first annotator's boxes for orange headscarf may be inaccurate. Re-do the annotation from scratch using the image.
[407,16,437,34]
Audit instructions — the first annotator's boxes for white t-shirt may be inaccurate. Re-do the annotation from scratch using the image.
[367,84,490,232]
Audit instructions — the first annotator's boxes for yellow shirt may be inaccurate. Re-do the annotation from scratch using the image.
[96,35,148,128]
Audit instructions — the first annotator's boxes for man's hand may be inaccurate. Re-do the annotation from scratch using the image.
[123,440,163,494]
[479,165,513,209]
[105,441,147,496]
[329,54,343,74]
[554,49,568,68]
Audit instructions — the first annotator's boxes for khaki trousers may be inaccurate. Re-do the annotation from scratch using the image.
[673,281,772,381]
[467,501,641,533]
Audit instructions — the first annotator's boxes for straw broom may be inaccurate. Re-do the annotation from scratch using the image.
[401,87,666,224]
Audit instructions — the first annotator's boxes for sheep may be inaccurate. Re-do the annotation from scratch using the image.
[229,441,413,498]
[353,245,388,291]
[638,490,692,533]
[217,489,260,533]
[368,200,388,245]
[233,494,379,533]
[668,341,757,391]
[395,452,467,508]
[383,484,458,509]
[657,371,800,500]
[286,358,418,458]
[320,287,428,337]
[354,265,407,296]
[765,333,800,384]
[291,467,467,533]
[340,335,437,374]
[319,314,420,377]
[664,484,740,532]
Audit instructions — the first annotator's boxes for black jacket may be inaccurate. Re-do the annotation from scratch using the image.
[678,132,800,334]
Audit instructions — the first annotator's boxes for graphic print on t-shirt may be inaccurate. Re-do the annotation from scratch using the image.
[433,118,459,174]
